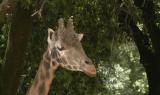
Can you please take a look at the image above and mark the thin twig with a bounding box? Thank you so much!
[31,0,47,17]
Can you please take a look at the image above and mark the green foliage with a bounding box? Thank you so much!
[0,24,9,65]
[0,0,153,95]
[97,42,148,95]
[19,0,33,9]
[18,0,148,95]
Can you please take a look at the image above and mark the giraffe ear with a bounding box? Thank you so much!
[77,33,83,41]
[47,28,56,44]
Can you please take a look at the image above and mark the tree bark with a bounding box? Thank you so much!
[0,3,32,95]
[129,20,160,95]
[133,0,160,94]
[118,0,160,94]
[137,0,160,59]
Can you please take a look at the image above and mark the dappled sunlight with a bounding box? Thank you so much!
[97,42,148,95]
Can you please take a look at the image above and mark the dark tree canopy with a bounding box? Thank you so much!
[0,0,160,95]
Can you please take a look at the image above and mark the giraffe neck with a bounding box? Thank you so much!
[26,50,59,95]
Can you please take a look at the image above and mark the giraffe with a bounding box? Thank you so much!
[26,18,96,95]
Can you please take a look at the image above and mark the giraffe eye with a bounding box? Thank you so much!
[57,46,65,51]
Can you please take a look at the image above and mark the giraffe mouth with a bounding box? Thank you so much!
[83,64,96,77]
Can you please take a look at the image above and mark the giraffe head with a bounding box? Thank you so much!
[47,18,96,77]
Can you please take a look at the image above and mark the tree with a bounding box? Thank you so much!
[0,0,159,95]
[0,1,32,95]
[118,0,160,94]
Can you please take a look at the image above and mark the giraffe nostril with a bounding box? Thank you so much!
[85,58,92,64]
[85,60,91,64]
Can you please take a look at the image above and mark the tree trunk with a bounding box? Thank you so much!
[0,4,32,95]
[118,0,160,94]
[133,0,160,94]
[144,62,160,95]
[129,19,160,95]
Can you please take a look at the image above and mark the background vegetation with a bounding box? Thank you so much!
[0,0,160,95]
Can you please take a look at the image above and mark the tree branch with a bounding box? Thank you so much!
[129,19,155,64]
[134,0,160,61]
[31,0,47,18]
